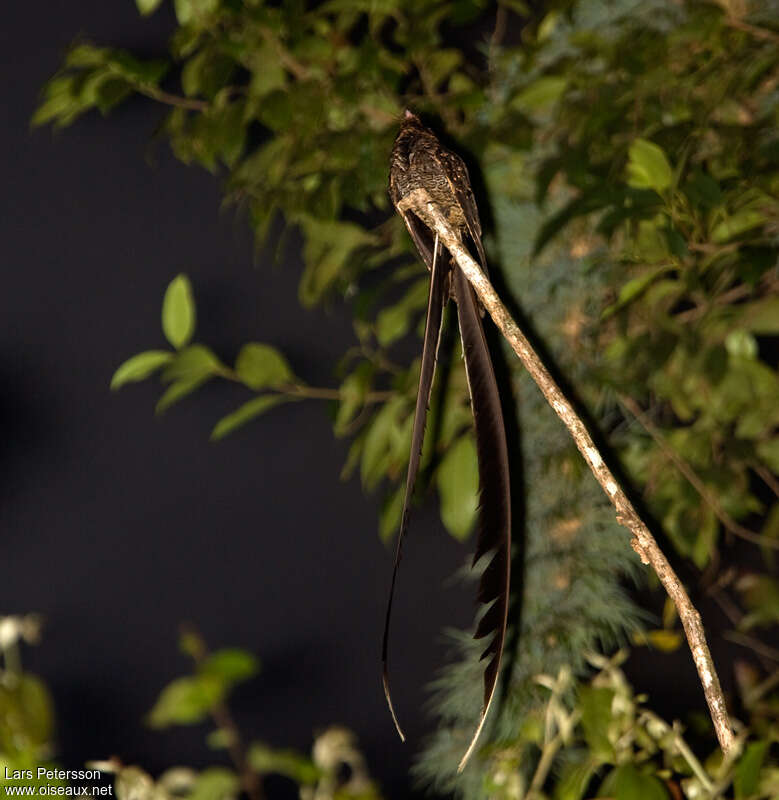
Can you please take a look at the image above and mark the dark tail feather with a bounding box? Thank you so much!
[382,239,449,739]
[453,264,511,771]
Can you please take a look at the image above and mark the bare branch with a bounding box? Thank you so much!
[398,187,736,757]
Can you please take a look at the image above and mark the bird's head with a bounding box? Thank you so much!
[401,109,424,128]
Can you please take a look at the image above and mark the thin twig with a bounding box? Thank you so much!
[489,4,509,61]
[724,631,779,663]
[640,712,714,794]
[398,188,736,757]
[184,629,264,800]
[526,733,564,799]
[213,366,393,403]
[138,86,210,111]
[617,394,779,551]
[752,461,779,500]
[726,16,779,44]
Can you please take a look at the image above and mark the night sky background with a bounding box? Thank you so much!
[4,3,733,798]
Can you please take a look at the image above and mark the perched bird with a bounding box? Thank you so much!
[384,110,511,771]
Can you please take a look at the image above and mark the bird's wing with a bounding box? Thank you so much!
[440,149,488,273]
[452,264,511,771]
[382,236,449,739]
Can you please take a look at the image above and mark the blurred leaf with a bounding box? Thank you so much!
[334,363,374,436]
[725,330,758,359]
[742,296,779,334]
[375,277,428,346]
[598,764,669,800]
[554,758,596,800]
[379,484,404,544]
[626,139,673,193]
[513,76,567,113]
[579,686,615,764]
[162,274,196,349]
[111,350,173,389]
[711,209,766,244]
[211,396,288,440]
[148,675,224,728]
[0,674,55,749]
[163,345,223,381]
[247,743,320,785]
[174,0,219,25]
[360,396,406,491]
[136,0,164,15]
[734,741,769,799]
[199,649,259,687]
[235,343,294,389]
[602,266,672,319]
[436,434,479,541]
[188,768,239,800]
[156,376,211,413]
[298,218,376,307]
[737,574,779,630]
[756,438,779,474]
[644,629,682,652]
[423,50,462,89]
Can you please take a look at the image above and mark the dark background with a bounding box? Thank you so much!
[3,3,735,798]
[4,3,473,797]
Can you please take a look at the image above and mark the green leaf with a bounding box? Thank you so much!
[248,44,286,97]
[602,266,672,319]
[734,740,769,799]
[579,686,615,763]
[379,485,404,544]
[512,76,568,112]
[298,218,376,307]
[598,764,668,800]
[147,675,224,728]
[111,350,173,389]
[725,330,758,359]
[188,768,240,800]
[174,0,219,25]
[135,0,164,15]
[163,345,223,381]
[738,575,779,630]
[554,758,596,800]
[210,396,288,440]
[375,278,429,346]
[742,296,779,334]
[162,274,196,349]
[756,438,779,474]
[635,629,682,652]
[0,674,55,748]
[334,363,374,436]
[423,49,462,89]
[235,343,293,389]
[626,139,673,193]
[247,743,320,785]
[436,434,479,541]
[156,376,211,414]
[360,396,406,491]
[199,649,259,687]
[711,209,766,244]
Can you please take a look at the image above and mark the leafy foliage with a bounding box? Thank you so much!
[0,616,67,795]
[34,0,779,795]
[93,630,384,800]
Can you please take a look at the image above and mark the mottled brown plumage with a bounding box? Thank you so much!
[384,111,511,771]
[389,110,487,277]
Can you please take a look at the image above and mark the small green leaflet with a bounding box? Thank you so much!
[162,274,196,349]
